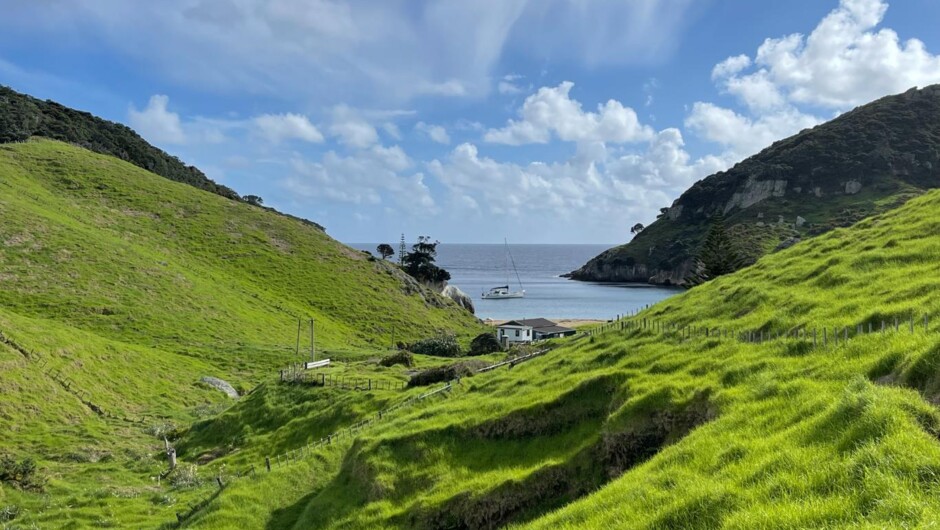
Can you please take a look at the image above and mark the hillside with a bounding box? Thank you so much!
[0,138,484,528]
[569,85,940,285]
[124,190,937,528]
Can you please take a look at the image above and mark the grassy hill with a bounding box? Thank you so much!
[0,138,484,527]
[570,84,940,285]
[164,188,939,529]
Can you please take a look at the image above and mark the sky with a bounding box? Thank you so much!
[2,0,940,245]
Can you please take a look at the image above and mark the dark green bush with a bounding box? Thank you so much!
[469,332,502,356]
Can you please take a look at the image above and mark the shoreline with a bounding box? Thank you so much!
[483,318,605,328]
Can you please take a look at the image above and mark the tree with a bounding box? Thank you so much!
[685,213,747,287]
[376,243,395,260]
[243,195,264,206]
[630,223,645,235]
[402,236,451,284]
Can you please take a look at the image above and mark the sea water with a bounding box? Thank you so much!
[350,243,681,321]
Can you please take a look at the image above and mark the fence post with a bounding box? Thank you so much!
[265,457,271,472]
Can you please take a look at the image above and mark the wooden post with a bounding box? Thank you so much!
[167,447,177,470]
[265,457,271,472]
[881,321,885,333]
[894,317,899,332]
[295,318,302,357]
[310,318,315,362]
[824,327,828,347]
[216,476,224,489]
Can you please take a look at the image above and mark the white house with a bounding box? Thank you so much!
[496,321,533,344]
[497,318,576,344]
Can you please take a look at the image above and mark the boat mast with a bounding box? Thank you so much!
[505,239,524,292]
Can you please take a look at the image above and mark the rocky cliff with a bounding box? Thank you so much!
[569,85,940,285]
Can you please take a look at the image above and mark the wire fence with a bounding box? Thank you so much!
[584,310,934,351]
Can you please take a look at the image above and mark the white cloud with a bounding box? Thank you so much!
[415,122,451,144]
[329,105,379,149]
[687,0,940,162]
[685,102,820,159]
[128,95,185,144]
[0,1,700,105]
[711,54,751,80]
[282,144,434,211]
[714,0,940,110]
[429,131,725,227]
[498,74,526,95]
[253,113,324,144]
[484,81,654,145]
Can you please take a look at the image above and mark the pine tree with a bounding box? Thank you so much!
[685,213,747,287]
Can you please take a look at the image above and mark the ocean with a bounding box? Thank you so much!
[349,243,682,321]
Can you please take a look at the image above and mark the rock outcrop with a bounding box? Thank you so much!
[442,284,475,314]
[570,85,940,285]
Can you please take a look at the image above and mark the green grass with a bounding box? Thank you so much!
[0,139,484,528]
[174,189,940,529]
[4,138,940,529]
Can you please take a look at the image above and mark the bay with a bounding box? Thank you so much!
[349,243,681,321]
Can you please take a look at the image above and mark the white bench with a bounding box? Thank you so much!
[304,359,331,370]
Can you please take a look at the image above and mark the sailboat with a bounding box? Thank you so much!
[482,239,525,299]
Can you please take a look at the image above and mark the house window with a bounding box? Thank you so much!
[515,329,519,337]
[526,329,530,336]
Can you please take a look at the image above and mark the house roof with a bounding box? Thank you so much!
[500,318,574,333]
[533,325,576,335]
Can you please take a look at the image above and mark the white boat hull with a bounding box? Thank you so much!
[482,290,525,299]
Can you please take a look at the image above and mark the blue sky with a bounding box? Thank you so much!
[2,0,940,244]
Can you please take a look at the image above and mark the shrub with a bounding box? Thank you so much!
[409,335,462,358]
[380,351,414,367]
[469,332,502,356]
[0,455,44,492]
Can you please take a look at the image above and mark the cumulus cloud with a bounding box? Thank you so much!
[686,0,940,161]
[713,0,940,110]
[253,113,324,144]
[282,144,434,211]
[128,95,185,144]
[484,81,654,145]
[329,105,379,149]
[429,129,724,227]
[415,122,451,144]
